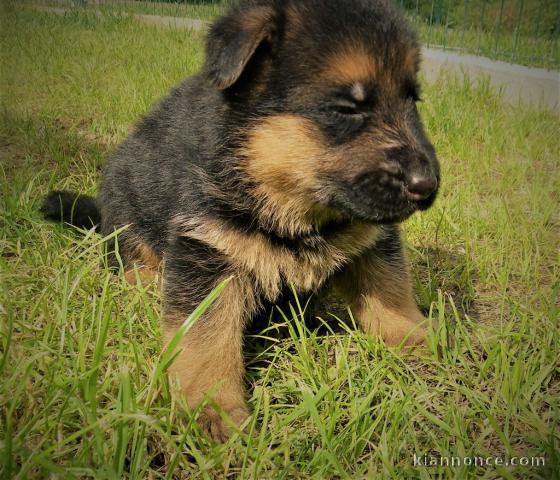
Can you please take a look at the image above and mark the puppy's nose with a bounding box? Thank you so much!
[406,174,438,201]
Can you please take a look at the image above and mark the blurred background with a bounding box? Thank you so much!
[30,0,560,69]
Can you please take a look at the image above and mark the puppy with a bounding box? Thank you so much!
[42,0,440,441]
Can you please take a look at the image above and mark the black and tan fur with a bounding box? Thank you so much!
[41,0,440,441]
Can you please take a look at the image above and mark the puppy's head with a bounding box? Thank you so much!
[204,0,440,232]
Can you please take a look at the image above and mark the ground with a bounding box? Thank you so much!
[1,7,559,480]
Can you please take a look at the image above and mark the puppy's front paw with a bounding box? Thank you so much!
[399,320,427,346]
[367,309,428,347]
[197,405,249,442]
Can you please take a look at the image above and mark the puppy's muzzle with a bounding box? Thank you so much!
[384,146,439,203]
[404,170,438,202]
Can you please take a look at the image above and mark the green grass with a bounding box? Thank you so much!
[31,0,560,69]
[37,0,228,21]
[414,19,559,69]
[1,7,559,479]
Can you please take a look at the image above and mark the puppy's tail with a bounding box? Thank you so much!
[40,190,101,229]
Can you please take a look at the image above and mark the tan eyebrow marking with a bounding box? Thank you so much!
[324,46,376,84]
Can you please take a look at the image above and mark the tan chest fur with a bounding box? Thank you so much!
[176,216,382,301]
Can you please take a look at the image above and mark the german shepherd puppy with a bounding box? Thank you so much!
[42,0,440,440]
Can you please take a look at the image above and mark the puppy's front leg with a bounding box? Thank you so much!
[334,226,427,346]
[163,237,255,441]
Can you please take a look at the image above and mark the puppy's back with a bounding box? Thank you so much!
[98,75,226,248]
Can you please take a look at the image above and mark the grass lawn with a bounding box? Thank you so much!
[1,7,559,480]
[33,0,560,69]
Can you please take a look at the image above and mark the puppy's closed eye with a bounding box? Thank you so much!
[320,100,367,142]
[330,99,362,116]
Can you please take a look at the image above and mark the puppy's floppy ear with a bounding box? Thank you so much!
[204,6,277,90]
